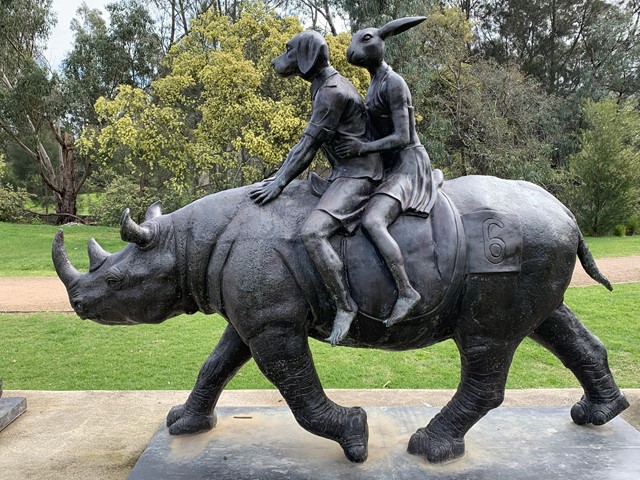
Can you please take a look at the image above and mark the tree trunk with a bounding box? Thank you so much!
[54,131,79,224]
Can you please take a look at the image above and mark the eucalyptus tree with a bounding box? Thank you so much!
[0,0,88,222]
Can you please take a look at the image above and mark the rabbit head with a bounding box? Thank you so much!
[347,16,426,69]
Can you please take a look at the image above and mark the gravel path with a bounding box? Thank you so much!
[1,255,638,312]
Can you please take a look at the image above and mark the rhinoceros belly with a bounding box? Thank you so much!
[344,192,466,322]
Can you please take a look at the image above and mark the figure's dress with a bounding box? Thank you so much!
[366,66,433,215]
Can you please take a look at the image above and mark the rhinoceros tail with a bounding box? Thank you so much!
[577,234,613,291]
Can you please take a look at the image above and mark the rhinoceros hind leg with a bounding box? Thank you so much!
[167,405,217,435]
[408,339,518,463]
[570,393,629,426]
[167,323,252,436]
[530,304,628,426]
[250,327,368,463]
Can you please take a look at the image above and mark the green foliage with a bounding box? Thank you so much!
[567,99,640,236]
[0,155,33,222]
[62,0,164,128]
[79,5,368,195]
[80,5,304,193]
[474,0,638,97]
[0,185,32,223]
[95,175,191,226]
[409,8,560,186]
[0,0,92,222]
[614,225,627,237]
[1,283,638,389]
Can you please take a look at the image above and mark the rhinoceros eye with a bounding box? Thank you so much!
[105,268,126,290]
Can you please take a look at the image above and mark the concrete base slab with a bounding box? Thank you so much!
[129,406,640,480]
[0,397,26,432]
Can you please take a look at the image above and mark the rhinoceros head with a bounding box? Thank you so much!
[52,202,186,325]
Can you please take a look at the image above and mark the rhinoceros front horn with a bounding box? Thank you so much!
[120,208,155,248]
[52,230,82,286]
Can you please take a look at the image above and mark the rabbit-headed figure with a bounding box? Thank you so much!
[334,17,432,339]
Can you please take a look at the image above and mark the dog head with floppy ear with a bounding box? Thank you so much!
[271,30,330,79]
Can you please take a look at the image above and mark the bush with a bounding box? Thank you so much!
[0,185,33,223]
[568,99,640,236]
[628,217,639,236]
[95,176,193,226]
[614,225,627,237]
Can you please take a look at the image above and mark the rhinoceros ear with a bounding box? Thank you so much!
[121,208,156,248]
[145,201,162,221]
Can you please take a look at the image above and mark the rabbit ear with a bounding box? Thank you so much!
[297,31,328,75]
[378,16,427,40]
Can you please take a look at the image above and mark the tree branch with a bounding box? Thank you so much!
[0,120,39,160]
[75,160,93,194]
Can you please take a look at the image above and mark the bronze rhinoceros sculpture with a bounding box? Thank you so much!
[53,175,628,464]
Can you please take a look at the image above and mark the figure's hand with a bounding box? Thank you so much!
[335,139,365,159]
[250,180,283,205]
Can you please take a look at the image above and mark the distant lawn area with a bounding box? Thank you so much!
[25,192,104,217]
[582,235,640,258]
[0,283,637,391]
[0,221,639,277]
[0,222,125,276]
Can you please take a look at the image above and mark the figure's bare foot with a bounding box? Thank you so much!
[326,307,358,346]
[384,288,421,327]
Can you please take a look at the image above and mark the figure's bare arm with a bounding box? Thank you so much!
[250,135,322,205]
[336,75,411,158]
[250,87,344,205]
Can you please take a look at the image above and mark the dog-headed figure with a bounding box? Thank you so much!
[250,31,383,346]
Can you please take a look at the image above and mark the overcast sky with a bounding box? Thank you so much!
[46,0,110,69]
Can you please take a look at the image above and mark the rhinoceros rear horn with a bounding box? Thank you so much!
[52,229,82,286]
[120,208,156,248]
[88,238,110,271]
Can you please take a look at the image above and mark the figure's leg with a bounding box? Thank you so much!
[301,211,357,346]
[361,194,420,326]
[249,325,369,463]
[408,338,519,463]
[167,323,252,435]
[529,303,628,425]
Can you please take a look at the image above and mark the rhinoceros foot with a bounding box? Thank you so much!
[570,393,629,426]
[339,407,369,463]
[166,404,216,435]
[407,427,465,464]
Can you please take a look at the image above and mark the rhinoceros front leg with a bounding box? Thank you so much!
[408,339,519,463]
[249,325,369,463]
[167,323,252,435]
[530,303,629,426]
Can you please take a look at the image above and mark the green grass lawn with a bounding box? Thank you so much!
[1,283,637,391]
[0,221,639,277]
[582,235,640,258]
[0,222,125,276]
